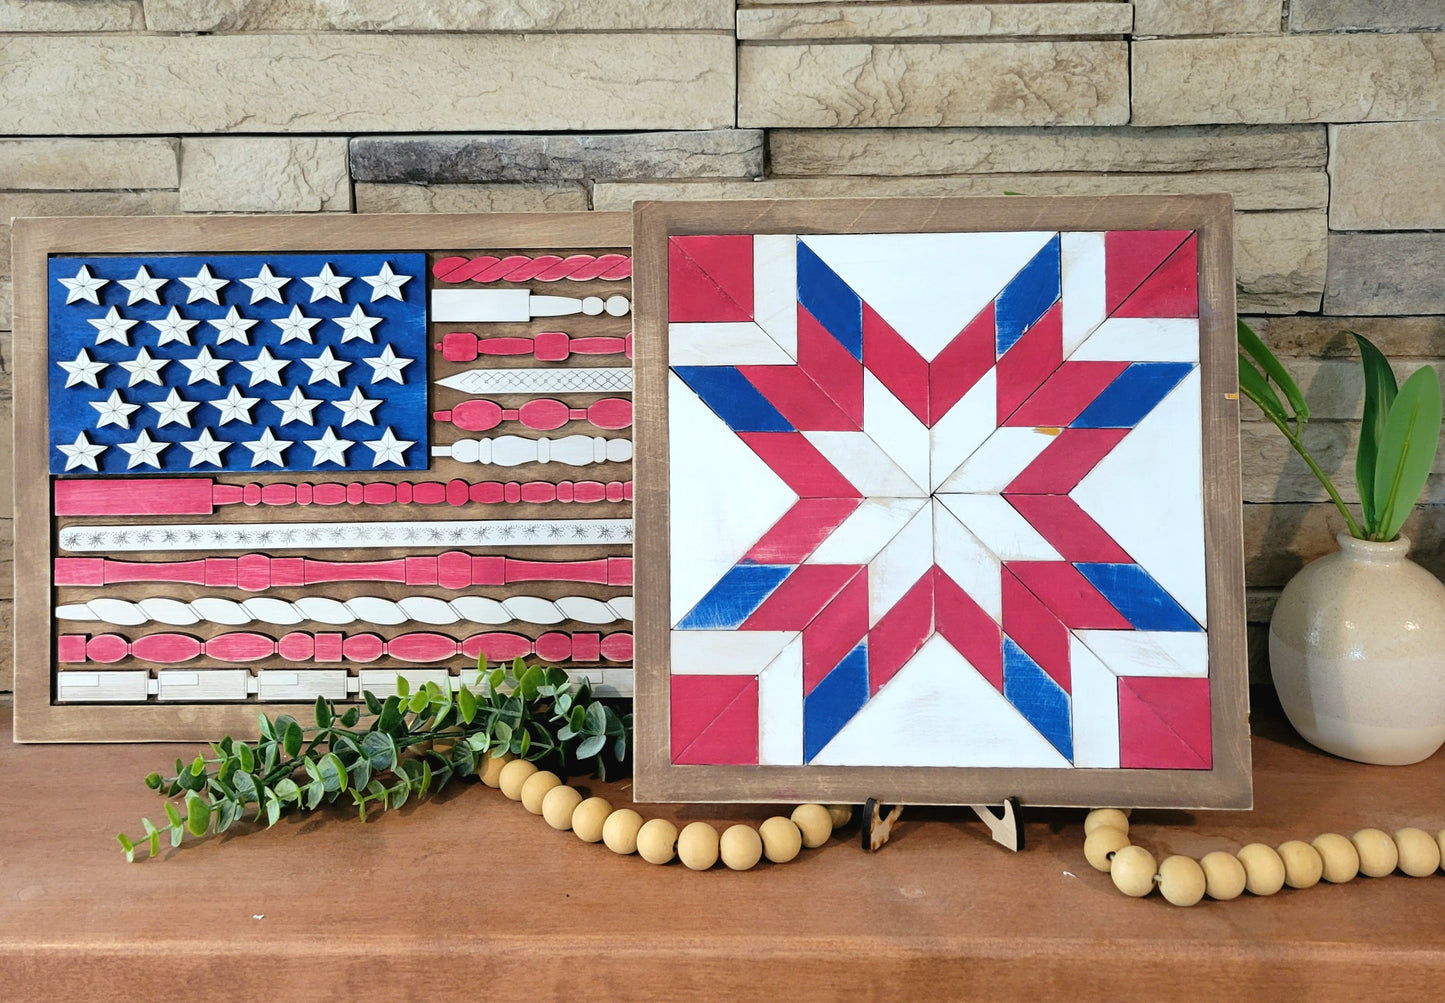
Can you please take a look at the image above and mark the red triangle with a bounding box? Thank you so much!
[1004,427,1128,494]
[866,571,934,695]
[743,497,862,564]
[929,302,995,424]
[803,570,869,694]
[741,563,862,632]
[934,567,1004,692]
[1003,360,1129,428]
[668,239,751,323]
[670,674,754,761]
[798,305,864,425]
[1118,677,1212,769]
[995,301,1063,424]
[1112,233,1198,319]
[1104,230,1192,315]
[674,677,759,765]
[738,432,861,498]
[1002,566,1071,692]
[862,304,930,425]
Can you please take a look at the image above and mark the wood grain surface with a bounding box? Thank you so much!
[0,691,1441,998]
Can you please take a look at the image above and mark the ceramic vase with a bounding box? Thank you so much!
[1269,533,1445,765]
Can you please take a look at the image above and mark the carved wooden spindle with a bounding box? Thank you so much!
[432,398,632,432]
[431,435,633,466]
[435,331,633,362]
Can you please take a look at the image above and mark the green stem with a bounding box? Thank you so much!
[1261,409,1365,539]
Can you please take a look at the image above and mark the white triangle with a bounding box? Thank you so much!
[863,371,930,494]
[758,635,804,765]
[801,232,1055,361]
[810,634,1072,767]
[670,373,799,626]
[1071,367,1206,625]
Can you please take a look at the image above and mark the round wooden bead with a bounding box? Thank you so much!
[720,825,764,871]
[1200,851,1248,901]
[1311,833,1360,883]
[1085,809,1131,837]
[478,751,514,788]
[1084,826,1131,872]
[791,804,833,848]
[1110,845,1157,898]
[602,808,644,855]
[1277,839,1324,889]
[541,785,583,831]
[497,758,538,800]
[1394,827,1442,877]
[572,797,612,843]
[637,818,679,865]
[1351,828,1399,878]
[760,816,803,864]
[519,770,562,815]
[1237,843,1286,896]
[1158,855,1207,907]
[825,804,853,828]
[677,821,720,870]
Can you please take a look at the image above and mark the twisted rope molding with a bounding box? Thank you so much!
[432,254,632,284]
[55,594,635,628]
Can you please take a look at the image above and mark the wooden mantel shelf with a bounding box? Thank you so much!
[2,690,1442,998]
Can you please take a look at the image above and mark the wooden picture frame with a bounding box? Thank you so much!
[632,196,1251,809]
[13,212,634,742]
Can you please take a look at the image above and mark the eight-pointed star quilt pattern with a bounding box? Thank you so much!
[666,229,1211,773]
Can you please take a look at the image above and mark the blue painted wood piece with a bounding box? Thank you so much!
[1071,362,1194,429]
[803,641,869,763]
[796,240,863,361]
[995,233,1061,356]
[673,365,795,433]
[46,252,428,475]
[1002,637,1074,761]
[677,563,795,630]
[1075,563,1202,632]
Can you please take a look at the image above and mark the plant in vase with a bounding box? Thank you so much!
[1238,321,1445,764]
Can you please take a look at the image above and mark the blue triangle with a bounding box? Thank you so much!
[995,234,1060,355]
[804,642,869,763]
[1002,638,1073,761]
[677,564,794,630]
[1075,563,1201,631]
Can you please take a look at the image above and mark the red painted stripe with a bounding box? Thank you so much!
[1003,360,1129,428]
[743,497,861,564]
[1004,494,1132,564]
[995,300,1062,424]
[1004,427,1128,494]
[861,303,929,425]
[1005,560,1132,629]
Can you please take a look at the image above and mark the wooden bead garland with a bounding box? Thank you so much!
[482,751,850,871]
[1085,809,1445,906]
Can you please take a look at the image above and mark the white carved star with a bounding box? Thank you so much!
[244,427,289,467]
[182,428,229,468]
[273,386,322,426]
[306,427,352,466]
[181,346,230,385]
[361,261,411,302]
[240,264,290,305]
[302,263,351,303]
[57,347,108,388]
[150,387,200,428]
[211,385,259,425]
[57,430,107,471]
[119,429,167,469]
[302,346,350,386]
[150,306,200,347]
[334,304,383,343]
[119,346,168,387]
[90,390,140,430]
[273,304,321,344]
[88,306,139,346]
[210,306,259,346]
[362,344,412,384]
[179,264,228,305]
[59,265,108,305]
[366,426,413,467]
[117,265,166,305]
[332,386,381,426]
[241,346,288,387]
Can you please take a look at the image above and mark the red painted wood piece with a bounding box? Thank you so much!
[929,302,996,424]
[1004,428,1128,494]
[1104,230,1192,315]
[1004,561,1132,630]
[668,240,750,323]
[865,571,934,696]
[743,497,861,564]
[933,567,1003,692]
[739,364,857,432]
[739,563,861,632]
[54,478,214,516]
[670,674,758,765]
[995,300,1063,424]
[1003,494,1133,564]
[1001,567,1071,692]
[1118,676,1212,769]
[1112,233,1199,319]
[737,432,861,498]
[1003,360,1130,428]
[862,304,930,425]
[802,569,868,696]
[435,331,632,362]
[432,253,632,284]
[673,235,754,316]
[797,305,863,425]
[54,554,633,590]
[432,397,632,432]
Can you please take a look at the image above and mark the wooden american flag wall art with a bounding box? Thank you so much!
[13,213,635,742]
[633,196,1252,810]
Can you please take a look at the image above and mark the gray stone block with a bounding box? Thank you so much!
[1325,233,1445,315]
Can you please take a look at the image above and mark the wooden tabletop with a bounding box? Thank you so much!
[2,690,1442,999]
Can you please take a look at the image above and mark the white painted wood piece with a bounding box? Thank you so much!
[1060,231,1107,358]
[865,501,934,628]
[56,671,149,702]
[435,367,633,395]
[1068,637,1122,769]
[929,369,997,491]
[935,426,1055,494]
[752,234,798,359]
[59,519,633,552]
[157,669,250,701]
[805,496,926,565]
[935,493,1062,563]
[432,435,633,466]
[256,670,349,702]
[1069,317,1200,363]
[430,289,629,323]
[931,498,1003,622]
[758,635,804,766]
[863,371,929,494]
[668,322,794,366]
[671,630,799,675]
[803,430,926,498]
[355,669,452,697]
[1073,630,1209,678]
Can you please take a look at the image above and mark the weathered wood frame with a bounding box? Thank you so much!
[632,195,1251,809]
[13,212,632,742]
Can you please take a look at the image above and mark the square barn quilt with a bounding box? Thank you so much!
[13,214,635,741]
[634,197,1251,809]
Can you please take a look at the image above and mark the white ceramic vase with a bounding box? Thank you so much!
[1269,533,1445,765]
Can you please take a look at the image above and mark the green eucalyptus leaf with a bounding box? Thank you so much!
[170,825,184,848]
[314,696,333,729]
[1354,332,1400,532]
[117,833,136,862]
[1238,319,1309,421]
[396,675,411,699]
[306,781,325,810]
[585,701,607,734]
[282,721,304,759]
[318,753,348,793]
[258,713,276,742]
[493,720,513,747]
[184,793,210,837]
[407,688,430,715]
[235,742,255,774]
[1373,365,1443,541]
[457,684,478,724]
[517,728,531,758]
[363,690,383,716]
[145,772,163,790]
[233,771,258,802]
[265,794,282,827]
[576,733,606,760]
[378,696,403,733]
[274,778,300,802]
[164,801,183,828]
[340,706,361,728]
[361,731,398,772]
[215,799,240,834]
[349,758,372,792]
[1237,354,1289,424]
[189,754,206,777]
[147,828,160,858]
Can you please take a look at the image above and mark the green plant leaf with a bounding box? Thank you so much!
[360,731,397,772]
[318,753,348,793]
[184,792,210,837]
[164,801,183,828]
[1237,354,1289,424]
[235,742,255,774]
[282,720,303,759]
[274,778,300,802]
[1373,365,1443,541]
[340,706,361,728]
[265,793,282,827]
[1238,319,1309,422]
[117,833,136,862]
[576,733,606,760]
[1353,332,1400,532]
[362,690,383,716]
[314,695,333,729]
[457,684,478,724]
[396,675,410,700]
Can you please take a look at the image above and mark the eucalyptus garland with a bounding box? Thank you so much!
[118,659,631,862]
